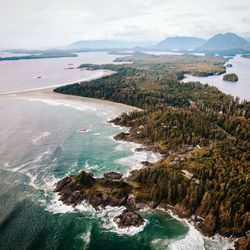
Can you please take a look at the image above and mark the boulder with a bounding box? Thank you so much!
[104,172,123,180]
[114,209,145,228]
[141,161,154,167]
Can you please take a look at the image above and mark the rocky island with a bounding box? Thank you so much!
[223,73,238,82]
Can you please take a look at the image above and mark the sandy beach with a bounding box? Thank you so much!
[3,86,138,115]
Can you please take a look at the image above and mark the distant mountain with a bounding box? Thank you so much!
[198,32,250,51]
[66,40,154,50]
[154,36,205,50]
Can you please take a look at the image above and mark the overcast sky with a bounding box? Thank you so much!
[0,0,250,49]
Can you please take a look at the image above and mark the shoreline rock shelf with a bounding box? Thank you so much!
[54,170,145,228]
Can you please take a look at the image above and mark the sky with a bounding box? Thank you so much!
[0,0,250,49]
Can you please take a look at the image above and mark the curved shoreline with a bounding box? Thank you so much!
[13,85,239,249]
[42,89,242,249]
[1,72,243,248]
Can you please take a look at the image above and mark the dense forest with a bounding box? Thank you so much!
[54,53,250,249]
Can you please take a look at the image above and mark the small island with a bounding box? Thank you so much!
[223,73,238,82]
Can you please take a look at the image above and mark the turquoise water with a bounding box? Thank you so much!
[0,97,195,250]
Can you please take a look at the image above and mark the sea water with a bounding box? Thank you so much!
[0,96,235,250]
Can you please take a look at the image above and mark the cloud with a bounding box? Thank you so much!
[0,0,249,48]
[241,17,250,25]
[220,4,250,11]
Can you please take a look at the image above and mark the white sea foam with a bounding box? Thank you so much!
[40,174,60,192]
[167,223,236,250]
[46,195,96,214]
[32,131,51,145]
[27,98,97,112]
[8,149,52,175]
[149,209,206,250]
[46,195,147,236]
[151,238,169,249]
[165,210,236,250]
[83,160,99,172]
[168,223,205,250]
[81,227,91,248]
[77,129,92,134]
[115,141,162,175]
[25,97,126,120]
[46,194,77,213]
[7,161,31,172]
[33,148,52,164]
[3,161,9,168]
[203,234,236,250]
[26,172,39,189]
[70,161,78,168]
[96,206,148,236]
[109,122,129,131]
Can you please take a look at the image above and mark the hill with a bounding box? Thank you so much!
[155,36,205,50]
[198,32,250,51]
[66,40,154,50]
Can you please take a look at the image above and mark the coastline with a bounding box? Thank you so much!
[1,73,242,248]
[15,83,239,248]
[46,90,243,249]
[2,86,138,116]
[108,126,244,249]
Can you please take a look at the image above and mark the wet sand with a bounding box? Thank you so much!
[4,87,138,115]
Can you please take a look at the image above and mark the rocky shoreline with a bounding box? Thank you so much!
[54,118,248,249]
[53,169,246,248]
[54,171,146,228]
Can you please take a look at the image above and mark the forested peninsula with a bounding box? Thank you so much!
[54,53,250,249]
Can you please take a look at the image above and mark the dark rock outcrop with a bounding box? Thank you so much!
[54,176,72,192]
[114,209,145,228]
[141,161,154,168]
[113,132,130,141]
[54,171,145,228]
[54,171,132,209]
[104,172,123,180]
